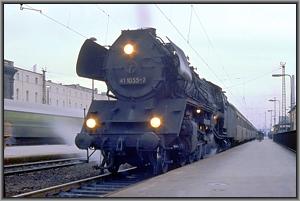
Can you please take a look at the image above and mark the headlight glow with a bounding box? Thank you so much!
[150,117,161,128]
[196,109,201,114]
[86,118,97,129]
[124,43,134,55]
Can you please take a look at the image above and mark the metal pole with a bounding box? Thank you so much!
[42,69,46,104]
[273,97,276,126]
[92,79,95,100]
[276,99,281,128]
[268,110,273,131]
[291,75,295,107]
[280,62,286,131]
[289,75,292,110]
[264,111,267,132]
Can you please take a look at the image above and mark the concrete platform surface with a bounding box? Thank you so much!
[109,139,296,197]
[4,145,86,164]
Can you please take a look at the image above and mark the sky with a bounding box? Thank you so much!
[3,3,297,130]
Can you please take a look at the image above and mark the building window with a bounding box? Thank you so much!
[16,73,19,80]
[69,100,71,107]
[35,92,38,103]
[63,101,65,107]
[56,87,58,93]
[26,90,29,101]
[75,102,77,108]
[16,88,19,100]
[26,75,29,83]
[35,77,38,84]
[56,100,58,106]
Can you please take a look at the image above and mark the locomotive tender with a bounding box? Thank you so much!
[75,28,257,174]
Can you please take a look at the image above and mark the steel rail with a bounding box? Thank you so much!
[4,157,87,176]
[12,167,138,198]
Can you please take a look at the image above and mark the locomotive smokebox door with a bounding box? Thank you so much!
[76,39,108,81]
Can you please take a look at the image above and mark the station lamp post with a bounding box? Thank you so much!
[272,73,295,131]
[268,98,280,126]
[272,73,295,112]
[267,109,273,131]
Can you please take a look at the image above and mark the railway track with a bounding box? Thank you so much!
[12,167,149,198]
[4,157,87,176]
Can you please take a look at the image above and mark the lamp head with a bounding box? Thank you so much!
[272,74,283,77]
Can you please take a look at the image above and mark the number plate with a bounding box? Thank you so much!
[119,77,146,85]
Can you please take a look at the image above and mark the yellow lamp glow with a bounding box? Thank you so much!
[150,117,161,128]
[86,118,97,129]
[123,43,134,55]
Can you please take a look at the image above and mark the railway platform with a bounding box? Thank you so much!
[109,139,296,197]
[4,145,86,165]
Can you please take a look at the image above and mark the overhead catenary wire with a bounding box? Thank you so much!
[191,5,245,103]
[20,4,88,39]
[192,5,233,84]
[96,5,110,45]
[187,5,193,44]
[224,67,281,89]
[155,5,223,85]
[155,5,246,106]
[95,5,123,31]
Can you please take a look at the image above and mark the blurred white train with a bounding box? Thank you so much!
[4,99,84,146]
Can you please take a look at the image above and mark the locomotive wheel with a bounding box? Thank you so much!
[105,152,120,175]
[108,163,120,175]
[177,153,187,167]
[194,145,203,161]
[202,144,210,158]
[149,146,169,175]
[187,153,194,164]
[156,146,169,174]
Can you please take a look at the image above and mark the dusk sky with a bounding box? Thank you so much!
[4,3,296,130]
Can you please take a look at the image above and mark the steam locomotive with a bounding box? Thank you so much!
[75,28,257,174]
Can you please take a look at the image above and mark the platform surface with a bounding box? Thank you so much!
[109,139,296,197]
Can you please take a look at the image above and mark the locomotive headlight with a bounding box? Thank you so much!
[150,117,161,128]
[123,43,134,55]
[196,109,201,114]
[86,118,97,129]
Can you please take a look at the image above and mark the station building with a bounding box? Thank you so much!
[5,59,107,109]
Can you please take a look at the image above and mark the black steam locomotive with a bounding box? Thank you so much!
[75,28,257,174]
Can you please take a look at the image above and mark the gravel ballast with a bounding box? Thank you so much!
[4,161,103,197]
